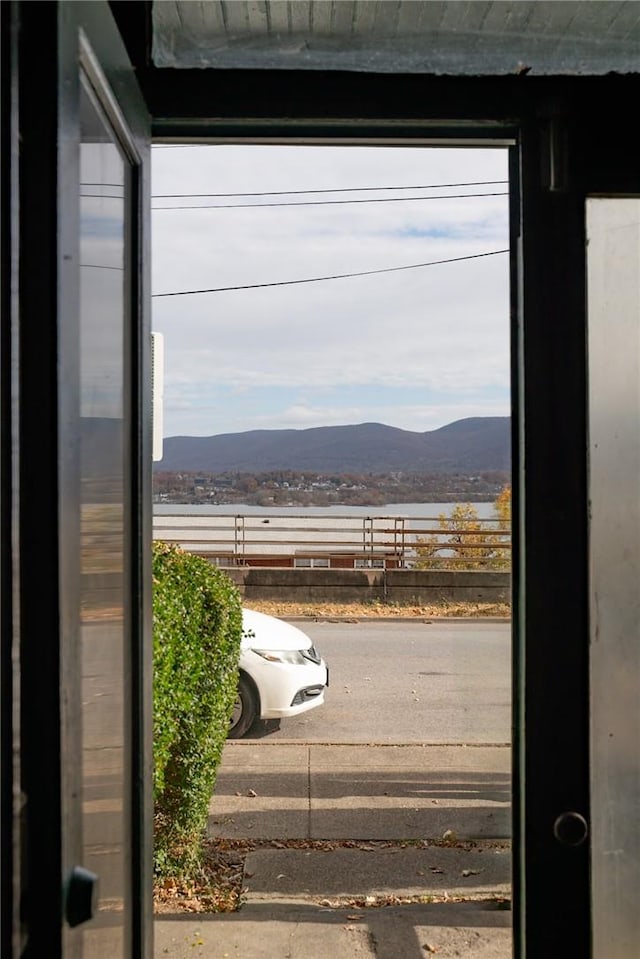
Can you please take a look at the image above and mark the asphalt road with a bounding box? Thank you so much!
[244,619,511,745]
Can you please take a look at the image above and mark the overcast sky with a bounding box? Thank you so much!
[152,144,510,438]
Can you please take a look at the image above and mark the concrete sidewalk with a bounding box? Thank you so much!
[209,742,511,842]
[155,742,512,958]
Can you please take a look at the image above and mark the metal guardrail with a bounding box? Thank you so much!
[153,512,512,569]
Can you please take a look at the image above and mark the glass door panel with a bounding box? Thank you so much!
[77,74,130,955]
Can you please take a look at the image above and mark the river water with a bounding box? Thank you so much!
[154,502,497,520]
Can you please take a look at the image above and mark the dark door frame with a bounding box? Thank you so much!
[4,3,152,958]
[4,2,640,956]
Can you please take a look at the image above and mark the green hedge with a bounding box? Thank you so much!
[153,541,242,879]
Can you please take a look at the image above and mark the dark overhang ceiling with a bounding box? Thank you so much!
[152,0,640,75]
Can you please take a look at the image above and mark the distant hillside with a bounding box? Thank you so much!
[155,417,510,474]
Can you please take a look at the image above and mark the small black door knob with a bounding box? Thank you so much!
[553,811,589,847]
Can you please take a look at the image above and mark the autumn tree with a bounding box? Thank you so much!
[414,485,511,571]
[490,484,511,569]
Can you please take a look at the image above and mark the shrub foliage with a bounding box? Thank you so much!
[153,541,242,878]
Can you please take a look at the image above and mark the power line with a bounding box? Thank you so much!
[152,249,509,298]
[80,263,123,271]
[152,191,508,211]
[153,179,508,199]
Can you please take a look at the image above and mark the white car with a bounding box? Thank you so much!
[228,608,329,739]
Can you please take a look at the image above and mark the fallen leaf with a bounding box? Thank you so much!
[461,869,482,877]
[423,944,439,953]
[247,789,257,798]
[276,874,288,879]
[346,914,364,920]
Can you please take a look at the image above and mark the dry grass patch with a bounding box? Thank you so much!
[243,600,510,620]
[153,843,245,914]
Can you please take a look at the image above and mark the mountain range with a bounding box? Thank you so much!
[155,417,510,475]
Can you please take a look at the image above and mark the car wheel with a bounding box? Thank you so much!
[228,673,258,739]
